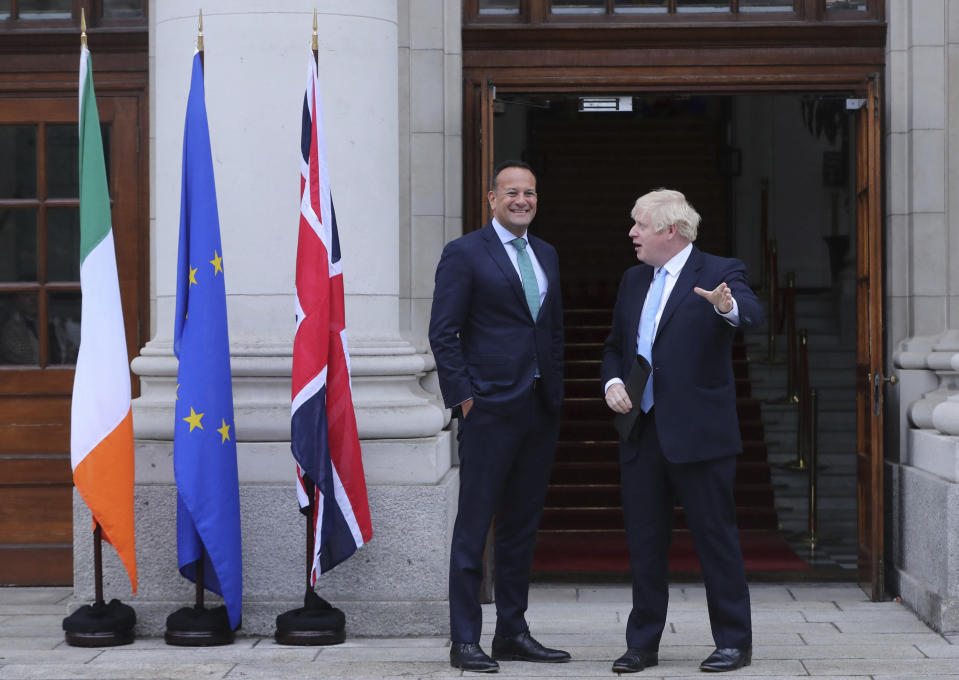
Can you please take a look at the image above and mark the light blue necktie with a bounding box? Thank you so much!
[511,237,540,319]
[637,267,667,412]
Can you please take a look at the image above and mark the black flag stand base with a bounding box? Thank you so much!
[164,559,235,647]
[275,587,346,646]
[63,526,136,647]
[274,501,346,646]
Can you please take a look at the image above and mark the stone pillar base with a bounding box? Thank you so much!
[890,430,959,634]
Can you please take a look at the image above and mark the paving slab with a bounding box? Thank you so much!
[831,618,937,633]
[672,620,839,634]
[0,590,70,606]
[0,616,66,637]
[786,585,871,602]
[915,643,959,657]
[0,647,102,664]
[0,638,63,651]
[754,643,925,659]
[0,605,69,616]
[227,661,462,679]
[0,583,955,679]
[527,586,578,603]
[799,631,945,645]
[804,658,959,675]
[96,645,320,664]
[0,663,233,679]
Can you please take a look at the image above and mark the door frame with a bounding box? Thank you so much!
[464,67,887,597]
[855,74,885,599]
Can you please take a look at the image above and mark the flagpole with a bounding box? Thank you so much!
[197,9,204,68]
[194,6,206,615]
[80,7,104,605]
[305,6,319,599]
[82,5,108,613]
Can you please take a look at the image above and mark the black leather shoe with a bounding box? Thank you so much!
[491,631,571,663]
[450,642,499,672]
[699,647,751,672]
[612,648,658,673]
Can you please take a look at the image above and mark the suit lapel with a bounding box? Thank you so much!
[482,223,530,317]
[656,246,703,341]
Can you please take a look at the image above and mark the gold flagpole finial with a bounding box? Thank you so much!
[80,7,87,47]
[312,9,318,51]
[197,9,204,52]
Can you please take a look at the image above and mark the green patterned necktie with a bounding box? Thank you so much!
[511,237,540,319]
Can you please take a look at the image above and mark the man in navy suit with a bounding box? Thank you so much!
[429,161,569,673]
[602,189,762,674]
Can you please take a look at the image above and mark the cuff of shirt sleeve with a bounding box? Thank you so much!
[604,377,624,395]
[715,296,740,326]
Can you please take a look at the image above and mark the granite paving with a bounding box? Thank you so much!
[0,584,956,679]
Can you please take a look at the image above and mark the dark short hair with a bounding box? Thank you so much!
[490,160,536,191]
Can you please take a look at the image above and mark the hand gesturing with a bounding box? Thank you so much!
[693,282,733,314]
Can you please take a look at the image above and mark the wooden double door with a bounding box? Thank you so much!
[466,76,888,600]
[0,95,144,585]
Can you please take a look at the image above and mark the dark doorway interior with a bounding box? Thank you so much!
[493,92,860,579]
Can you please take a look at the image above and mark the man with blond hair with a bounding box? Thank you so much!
[602,189,762,674]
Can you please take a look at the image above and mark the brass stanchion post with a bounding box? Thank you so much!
[765,240,778,362]
[784,273,797,402]
[787,329,808,471]
[806,389,819,550]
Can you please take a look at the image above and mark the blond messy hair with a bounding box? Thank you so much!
[631,188,700,242]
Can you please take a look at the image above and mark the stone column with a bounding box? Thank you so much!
[71,0,454,637]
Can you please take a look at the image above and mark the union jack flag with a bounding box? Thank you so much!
[292,51,372,583]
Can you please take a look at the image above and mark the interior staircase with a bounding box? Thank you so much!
[531,304,808,574]
[747,290,858,570]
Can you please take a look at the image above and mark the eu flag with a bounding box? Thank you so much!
[173,52,242,630]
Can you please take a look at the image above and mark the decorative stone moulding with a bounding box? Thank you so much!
[894,332,959,435]
[131,338,445,443]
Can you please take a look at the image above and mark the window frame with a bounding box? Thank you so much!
[0,0,147,31]
[465,0,882,23]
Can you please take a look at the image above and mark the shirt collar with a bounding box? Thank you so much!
[492,218,527,245]
[658,242,693,278]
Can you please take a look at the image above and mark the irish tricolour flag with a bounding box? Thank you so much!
[70,44,137,593]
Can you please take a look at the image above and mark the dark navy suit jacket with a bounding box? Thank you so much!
[601,246,763,463]
[429,223,564,416]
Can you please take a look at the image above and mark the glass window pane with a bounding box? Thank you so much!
[677,0,730,12]
[825,0,866,9]
[552,0,605,13]
[18,0,71,19]
[0,292,40,366]
[103,0,144,17]
[615,0,668,13]
[48,291,81,365]
[0,126,38,199]
[0,209,38,282]
[47,124,79,198]
[740,0,792,11]
[478,0,520,14]
[47,208,80,282]
[0,0,10,19]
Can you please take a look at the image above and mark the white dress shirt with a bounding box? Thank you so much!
[492,218,548,306]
